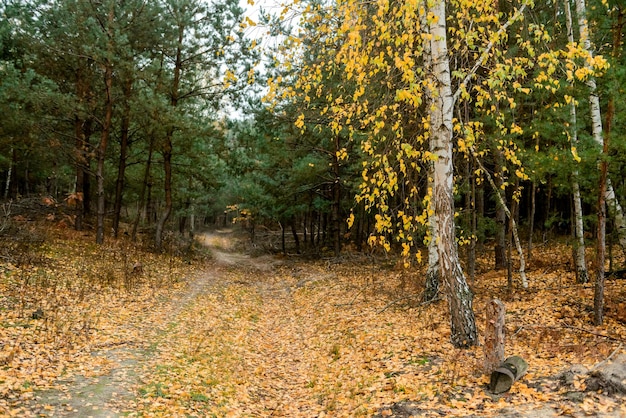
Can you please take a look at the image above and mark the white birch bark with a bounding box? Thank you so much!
[422,9,440,302]
[428,0,477,348]
[4,148,12,199]
[425,175,440,302]
[575,0,626,254]
[565,0,589,283]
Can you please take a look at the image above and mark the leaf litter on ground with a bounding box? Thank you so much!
[1,223,625,417]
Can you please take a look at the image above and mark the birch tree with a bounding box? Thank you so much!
[427,0,477,346]
[268,0,537,347]
[574,0,626,256]
[564,0,588,284]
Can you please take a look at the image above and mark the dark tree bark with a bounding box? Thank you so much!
[281,221,286,255]
[331,136,342,256]
[131,137,154,242]
[113,78,132,238]
[73,64,93,231]
[155,140,173,251]
[465,156,476,282]
[155,21,183,251]
[96,60,113,245]
[291,217,301,254]
[594,57,617,325]
[95,3,115,245]
[494,149,507,270]
[590,2,623,324]
[528,180,536,263]
[595,124,610,325]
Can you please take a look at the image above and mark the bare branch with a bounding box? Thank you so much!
[452,3,529,105]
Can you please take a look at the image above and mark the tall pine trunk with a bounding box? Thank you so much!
[113,78,132,238]
[96,62,113,245]
[96,43,114,246]
[95,3,115,245]
[155,23,184,251]
[73,64,92,231]
[131,137,154,241]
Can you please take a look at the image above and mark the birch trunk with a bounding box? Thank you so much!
[575,0,626,256]
[565,0,588,283]
[425,175,440,302]
[473,152,528,288]
[428,0,477,348]
[422,9,440,303]
[4,147,12,199]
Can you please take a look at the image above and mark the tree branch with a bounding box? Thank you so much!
[451,3,529,105]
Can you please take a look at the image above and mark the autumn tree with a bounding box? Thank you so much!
[151,0,256,251]
[266,0,551,347]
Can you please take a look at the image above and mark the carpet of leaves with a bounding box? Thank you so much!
[1,224,625,417]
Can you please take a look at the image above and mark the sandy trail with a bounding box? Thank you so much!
[27,229,273,417]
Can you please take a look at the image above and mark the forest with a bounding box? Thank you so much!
[1,0,626,416]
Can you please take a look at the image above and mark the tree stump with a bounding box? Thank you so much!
[484,298,505,374]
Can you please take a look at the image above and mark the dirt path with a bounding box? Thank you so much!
[26,229,279,417]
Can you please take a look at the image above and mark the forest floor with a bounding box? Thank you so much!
[1,219,626,417]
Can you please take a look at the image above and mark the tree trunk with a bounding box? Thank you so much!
[281,221,286,255]
[310,209,316,246]
[73,64,92,231]
[131,137,154,241]
[331,136,342,257]
[428,0,477,348]
[595,151,608,325]
[82,120,93,220]
[494,148,507,270]
[155,22,184,251]
[565,0,588,283]
[113,78,132,239]
[476,181,485,250]
[155,143,172,251]
[593,10,621,323]
[95,3,115,245]
[575,0,626,257]
[178,176,193,235]
[422,8,440,303]
[484,299,506,374]
[96,61,113,245]
[425,175,440,302]
[291,217,301,254]
[4,147,14,199]
[604,7,626,254]
[466,157,476,282]
[74,120,85,232]
[527,180,536,263]
[473,153,528,288]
